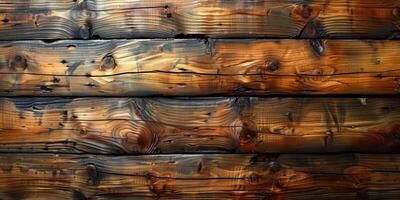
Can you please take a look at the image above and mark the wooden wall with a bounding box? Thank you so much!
[1,0,400,199]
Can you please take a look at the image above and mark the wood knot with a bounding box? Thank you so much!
[239,123,258,143]
[86,163,99,185]
[113,121,157,153]
[79,25,90,39]
[100,55,116,71]
[77,0,88,10]
[236,85,251,93]
[40,85,53,93]
[143,172,153,180]
[310,39,325,56]
[80,128,88,135]
[265,59,280,72]
[162,4,173,18]
[293,4,313,20]
[275,178,287,188]
[285,111,293,122]
[52,77,60,83]
[9,55,27,70]
[246,173,260,184]
[269,161,282,173]
[197,161,203,173]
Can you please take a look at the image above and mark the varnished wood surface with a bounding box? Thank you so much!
[0,0,399,39]
[1,39,400,96]
[0,153,400,199]
[1,97,399,154]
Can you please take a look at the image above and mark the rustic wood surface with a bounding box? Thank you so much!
[0,0,399,39]
[1,97,399,154]
[1,39,400,96]
[0,153,400,199]
[2,1,400,199]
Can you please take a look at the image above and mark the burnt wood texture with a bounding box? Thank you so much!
[1,97,400,154]
[0,0,399,39]
[1,39,400,96]
[1,0,400,199]
[1,153,400,199]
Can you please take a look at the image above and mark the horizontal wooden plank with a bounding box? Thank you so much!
[1,97,399,154]
[0,0,399,39]
[1,39,400,96]
[0,153,400,199]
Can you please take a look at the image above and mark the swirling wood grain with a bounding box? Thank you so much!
[0,153,400,199]
[0,0,399,39]
[1,39,400,96]
[1,97,399,154]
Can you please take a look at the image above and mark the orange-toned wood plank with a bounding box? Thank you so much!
[1,97,399,154]
[1,39,400,96]
[0,0,399,39]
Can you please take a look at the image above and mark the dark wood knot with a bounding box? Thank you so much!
[162,4,173,18]
[77,0,88,10]
[10,55,27,70]
[293,4,313,20]
[310,39,325,56]
[86,163,99,185]
[285,111,293,122]
[80,128,88,135]
[239,123,258,143]
[79,25,90,39]
[246,173,260,184]
[269,161,282,173]
[100,55,116,71]
[265,59,280,71]
[275,178,287,188]
[40,85,53,93]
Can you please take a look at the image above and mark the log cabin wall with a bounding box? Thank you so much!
[0,0,400,199]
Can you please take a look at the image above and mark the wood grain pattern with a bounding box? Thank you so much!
[0,0,399,39]
[1,39,400,96]
[0,153,400,199]
[1,97,399,154]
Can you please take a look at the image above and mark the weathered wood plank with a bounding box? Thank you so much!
[0,0,399,39]
[1,97,399,154]
[1,39,400,96]
[0,153,400,199]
